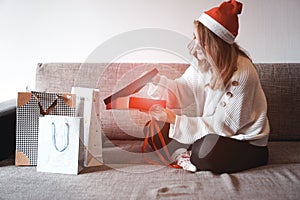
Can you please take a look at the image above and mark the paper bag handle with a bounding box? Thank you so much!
[33,94,58,115]
[52,122,70,152]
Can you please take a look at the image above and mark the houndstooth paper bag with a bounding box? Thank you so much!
[15,91,76,166]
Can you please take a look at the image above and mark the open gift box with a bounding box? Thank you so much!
[103,68,166,111]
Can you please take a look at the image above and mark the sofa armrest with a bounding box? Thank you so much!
[0,99,16,161]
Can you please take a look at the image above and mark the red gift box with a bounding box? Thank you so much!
[106,96,166,111]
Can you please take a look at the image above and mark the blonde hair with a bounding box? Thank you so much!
[194,20,251,90]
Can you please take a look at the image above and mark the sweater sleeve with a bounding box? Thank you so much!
[148,66,199,109]
[169,115,214,144]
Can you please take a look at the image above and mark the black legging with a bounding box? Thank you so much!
[144,121,268,174]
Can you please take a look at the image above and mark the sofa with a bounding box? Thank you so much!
[0,62,299,199]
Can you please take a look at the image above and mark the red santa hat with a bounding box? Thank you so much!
[197,0,243,44]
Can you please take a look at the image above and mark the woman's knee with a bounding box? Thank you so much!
[190,134,226,173]
[191,134,221,159]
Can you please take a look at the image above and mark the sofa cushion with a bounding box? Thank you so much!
[256,63,300,141]
[1,159,299,199]
[36,63,189,140]
[35,63,300,141]
[101,140,300,165]
[268,141,300,164]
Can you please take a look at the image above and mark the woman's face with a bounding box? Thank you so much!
[187,25,211,72]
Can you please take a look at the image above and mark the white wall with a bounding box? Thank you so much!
[0,0,299,102]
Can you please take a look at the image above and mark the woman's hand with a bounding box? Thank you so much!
[149,104,176,124]
[151,74,161,85]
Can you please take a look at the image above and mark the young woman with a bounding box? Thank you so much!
[144,0,269,173]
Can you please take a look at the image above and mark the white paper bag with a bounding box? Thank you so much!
[71,87,103,167]
[37,116,84,175]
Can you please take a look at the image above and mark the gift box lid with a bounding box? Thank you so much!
[103,68,158,105]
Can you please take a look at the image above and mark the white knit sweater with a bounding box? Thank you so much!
[148,55,269,146]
